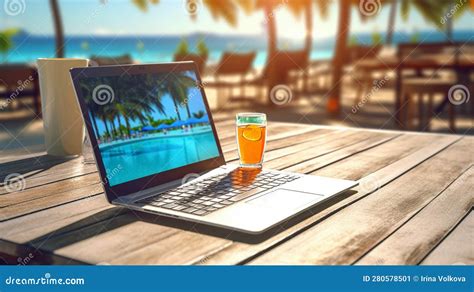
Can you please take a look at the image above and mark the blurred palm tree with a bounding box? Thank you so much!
[327,0,456,114]
[134,0,252,26]
[0,28,19,62]
[326,0,350,114]
[285,1,330,54]
[400,0,455,28]
[50,0,65,57]
[388,0,462,44]
[193,110,206,118]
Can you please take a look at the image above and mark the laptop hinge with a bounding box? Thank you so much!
[113,178,182,205]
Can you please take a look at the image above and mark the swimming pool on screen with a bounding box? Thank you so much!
[99,125,219,186]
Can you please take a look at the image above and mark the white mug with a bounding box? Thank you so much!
[37,58,88,156]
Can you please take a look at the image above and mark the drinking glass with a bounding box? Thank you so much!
[236,113,267,168]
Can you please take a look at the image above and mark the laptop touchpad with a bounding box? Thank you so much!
[245,189,323,212]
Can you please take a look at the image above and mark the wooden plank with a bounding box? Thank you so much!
[283,133,399,173]
[356,166,473,265]
[312,134,435,180]
[249,138,471,265]
[106,229,232,265]
[0,172,100,208]
[0,183,104,222]
[421,211,474,265]
[0,161,98,194]
[0,127,465,265]
[0,150,47,164]
[200,135,459,265]
[1,130,395,264]
[0,195,114,243]
[0,155,69,179]
[17,209,233,265]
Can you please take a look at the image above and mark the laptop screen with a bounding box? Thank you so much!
[77,68,221,187]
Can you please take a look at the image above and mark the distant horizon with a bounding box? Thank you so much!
[12,28,474,41]
[2,0,472,40]
[5,29,472,65]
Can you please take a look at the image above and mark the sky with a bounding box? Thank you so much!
[1,0,473,40]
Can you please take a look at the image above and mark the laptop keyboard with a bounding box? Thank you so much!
[136,169,300,216]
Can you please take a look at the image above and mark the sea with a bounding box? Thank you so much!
[4,30,473,67]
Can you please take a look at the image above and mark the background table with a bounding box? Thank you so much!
[1,120,472,265]
[356,56,474,128]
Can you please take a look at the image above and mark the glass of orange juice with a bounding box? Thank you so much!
[236,113,267,168]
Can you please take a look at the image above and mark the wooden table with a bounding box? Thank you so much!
[356,55,474,128]
[1,121,473,265]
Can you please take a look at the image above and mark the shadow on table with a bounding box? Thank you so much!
[137,189,358,244]
[22,189,357,263]
[0,154,76,183]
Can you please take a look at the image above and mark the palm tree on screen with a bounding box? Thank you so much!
[156,72,197,120]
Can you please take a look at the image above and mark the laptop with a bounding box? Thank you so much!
[70,62,357,234]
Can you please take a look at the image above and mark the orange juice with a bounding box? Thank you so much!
[237,124,266,166]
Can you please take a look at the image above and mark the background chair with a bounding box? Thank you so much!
[0,64,41,116]
[205,51,256,106]
[247,50,309,104]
